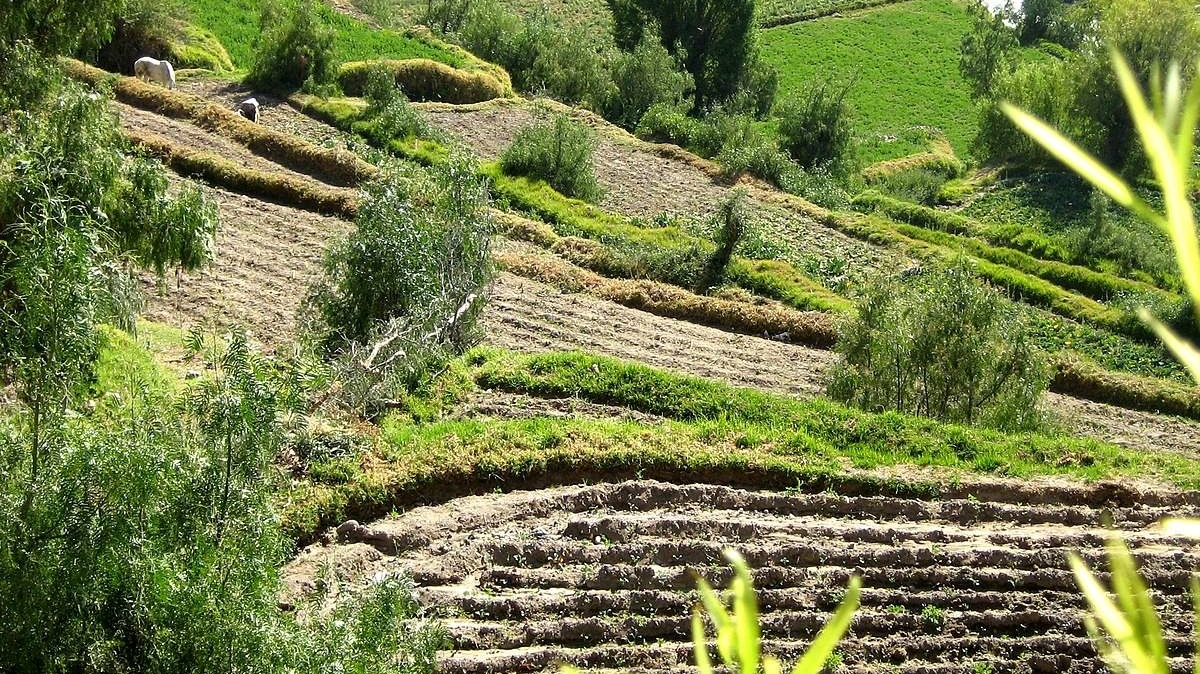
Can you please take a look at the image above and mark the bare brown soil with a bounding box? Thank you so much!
[483,272,1200,456]
[286,479,1200,674]
[174,79,361,151]
[139,184,350,349]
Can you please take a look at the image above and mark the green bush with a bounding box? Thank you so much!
[358,64,437,142]
[249,0,338,91]
[777,77,856,172]
[305,157,493,413]
[0,331,443,673]
[605,37,692,129]
[500,114,603,203]
[457,2,611,109]
[828,261,1050,431]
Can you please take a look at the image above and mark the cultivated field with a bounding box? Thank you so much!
[289,479,1200,674]
[759,0,977,162]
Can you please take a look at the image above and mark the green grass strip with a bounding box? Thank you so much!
[280,348,1200,540]
[853,191,1182,300]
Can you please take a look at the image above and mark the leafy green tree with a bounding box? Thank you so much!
[777,77,856,173]
[613,0,757,112]
[306,157,493,412]
[606,36,692,129]
[959,0,1018,100]
[0,0,124,56]
[1073,0,1200,166]
[1018,0,1064,45]
[828,260,1049,431]
[249,0,338,91]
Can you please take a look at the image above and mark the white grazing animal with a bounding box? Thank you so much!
[133,56,176,90]
[236,97,261,123]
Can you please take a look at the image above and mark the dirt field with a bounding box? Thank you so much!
[483,272,1200,456]
[287,479,1200,674]
[139,184,350,348]
[108,78,1200,453]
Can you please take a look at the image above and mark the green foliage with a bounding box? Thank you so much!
[338,58,509,103]
[185,0,463,74]
[501,114,603,203]
[457,2,611,109]
[0,49,216,424]
[959,0,1017,99]
[96,0,235,74]
[360,65,439,142]
[687,551,860,674]
[306,158,493,412]
[249,0,338,91]
[697,193,749,293]
[0,329,443,673]
[975,56,1076,165]
[829,261,1051,431]
[761,0,977,163]
[0,0,123,56]
[605,37,692,129]
[615,0,757,111]
[777,77,856,173]
[963,174,1178,290]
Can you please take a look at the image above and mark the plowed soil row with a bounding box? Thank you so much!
[139,184,350,347]
[286,479,1200,674]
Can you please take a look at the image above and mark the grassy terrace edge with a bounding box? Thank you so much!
[282,349,1200,543]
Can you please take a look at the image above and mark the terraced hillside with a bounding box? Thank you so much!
[82,55,1200,673]
[289,479,1200,674]
[99,65,1200,454]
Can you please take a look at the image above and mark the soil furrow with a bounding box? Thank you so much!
[288,480,1200,674]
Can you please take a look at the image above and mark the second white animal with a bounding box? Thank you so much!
[236,97,260,123]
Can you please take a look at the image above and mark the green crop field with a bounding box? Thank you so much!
[185,0,464,71]
[357,0,614,36]
[759,0,977,164]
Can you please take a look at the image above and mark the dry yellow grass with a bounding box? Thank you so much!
[125,128,360,218]
[64,59,379,187]
[339,59,510,104]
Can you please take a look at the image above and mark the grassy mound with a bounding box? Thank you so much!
[338,58,510,103]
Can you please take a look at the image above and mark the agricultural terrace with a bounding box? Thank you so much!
[760,0,977,163]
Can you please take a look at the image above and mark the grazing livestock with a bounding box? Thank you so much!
[133,56,176,90]
[236,97,261,123]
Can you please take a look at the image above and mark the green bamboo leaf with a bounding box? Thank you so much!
[692,609,714,674]
[764,655,784,674]
[1105,538,1166,669]
[1172,74,1200,178]
[726,550,761,674]
[789,575,862,674]
[1140,309,1200,383]
[696,576,735,664]
[1111,53,1200,303]
[1000,103,1136,207]
[1069,552,1160,674]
